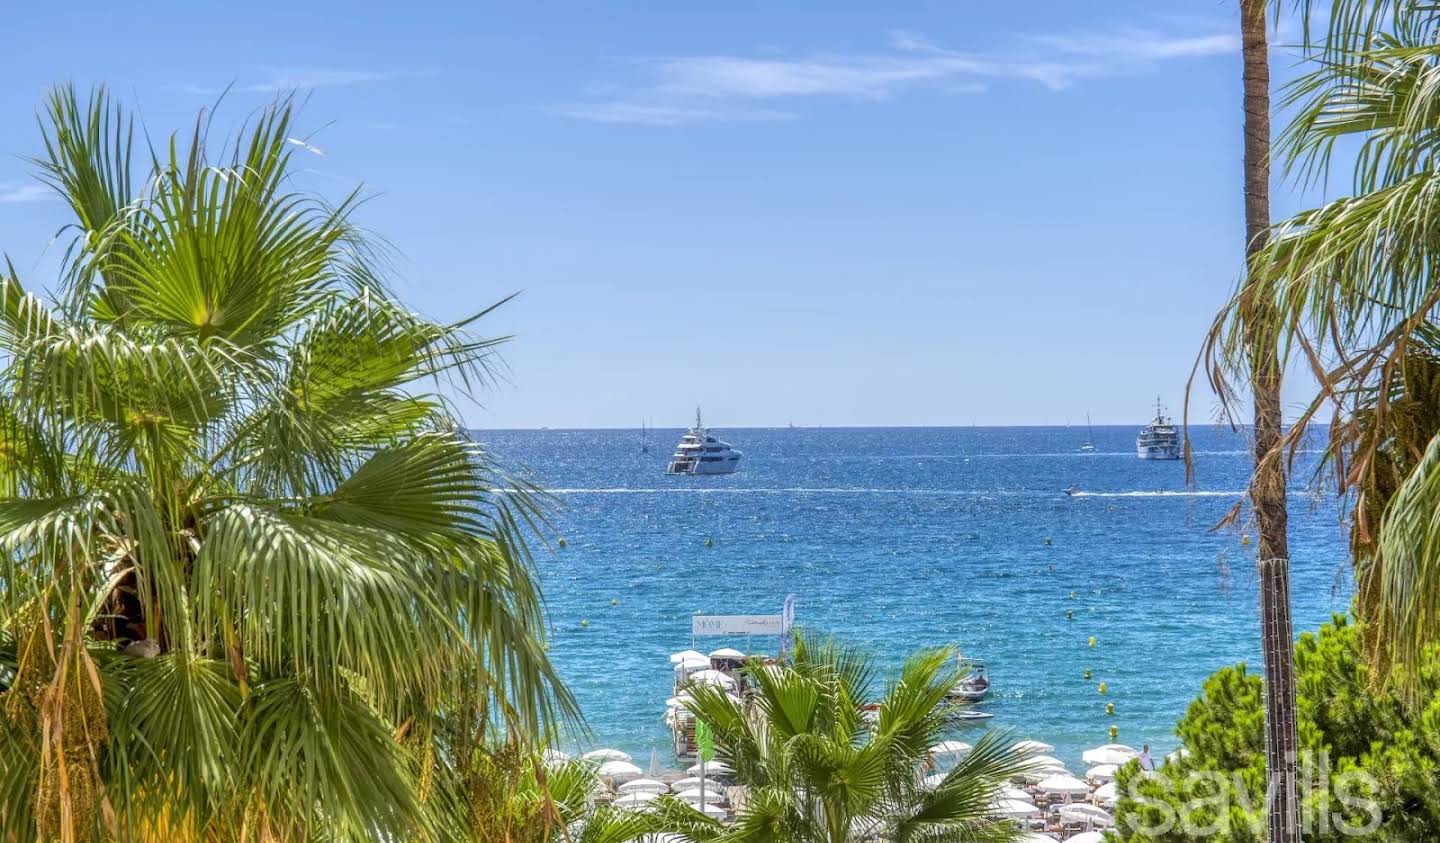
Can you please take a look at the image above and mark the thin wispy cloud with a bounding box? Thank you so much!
[176,67,402,96]
[0,184,52,204]
[1025,29,1239,61]
[555,22,1238,126]
[548,102,796,127]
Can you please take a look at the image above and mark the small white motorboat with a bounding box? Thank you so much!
[949,656,990,701]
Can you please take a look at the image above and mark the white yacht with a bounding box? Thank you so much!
[666,409,743,475]
[1136,398,1181,460]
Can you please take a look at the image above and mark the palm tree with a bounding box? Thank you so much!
[462,747,687,843]
[1234,2,1301,839]
[0,85,574,841]
[1207,4,1440,695]
[676,633,1025,843]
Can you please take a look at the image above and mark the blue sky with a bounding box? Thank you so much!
[0,2,1336,428]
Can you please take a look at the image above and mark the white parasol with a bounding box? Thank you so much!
[989,798,1041,819]
[613,791,657,808]
[1036,774,1091,796]
[597,760,642,782]
[928,740,972,757]
[1059,803,1114,828]
[675,787,726,804]
[1085,764,1117,783]
[1011,739,1056,755]
[1092,782,1118,807]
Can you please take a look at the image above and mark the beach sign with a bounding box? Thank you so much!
[692,614,783,636]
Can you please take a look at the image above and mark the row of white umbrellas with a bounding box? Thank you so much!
[670,648,746,663]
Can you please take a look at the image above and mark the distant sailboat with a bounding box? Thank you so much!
[1080,413,1097,453]
[641,420,650,453]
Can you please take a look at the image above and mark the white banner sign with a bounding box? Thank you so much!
[692,614,783,636]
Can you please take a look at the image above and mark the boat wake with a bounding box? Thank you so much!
[545,487,1248,497]
[1068,490,1243,498]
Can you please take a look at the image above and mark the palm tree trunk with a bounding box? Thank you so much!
[1240,2,1300,840]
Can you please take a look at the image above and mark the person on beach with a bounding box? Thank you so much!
[1138,745,1154,771]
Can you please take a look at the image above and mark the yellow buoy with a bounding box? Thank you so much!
[1088,636,1097,648]
[1044,537,1053,546]
[579,618,589,628]
[1065,610,1074,621]
[1109,724,1119,741]
[1069,591,1077,600]
[1242,534,1252,546]
[610,597,619,607]
[1106,702,1115,716]
[558,537,568,549]
[1083,668,1093,681]
[1098,681,1109,695]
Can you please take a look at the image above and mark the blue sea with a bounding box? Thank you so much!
[480,425,1352,767]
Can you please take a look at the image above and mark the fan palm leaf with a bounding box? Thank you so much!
[0,84,574,842]
[674,631,1024,843]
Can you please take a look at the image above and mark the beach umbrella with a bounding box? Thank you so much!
[999,785,1035,803]
[671,776,716,791]
[1020,765,1069,784]
[598,760,642,782]
[583,748,632,763]
[678,657,711,673]
[989,798,1040,819]
[1016,835,1060,843]
[689,669,736,687]
[1023,755,1066,770]
[1011,740,1055,755]
[921,773,947,790]
[618,778,668,795]
[708,647,745,660]
[1036,774,1090,797]
[670,649,706,663]
[695,803,727,819]
[687,760,733,776]
[613,792,657,808]
[1085,764,1117,783]
[675,787,725,804]
[928,740,972,757]
[1098,743,1137,753]
[1082,746,1136,767]
[1093,782,1118,807]
[1060,804,1114,828]
[1064,834,1106,843]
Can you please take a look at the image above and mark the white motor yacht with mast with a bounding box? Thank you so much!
[666,408,743,475]
[1136,397,1181,460]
